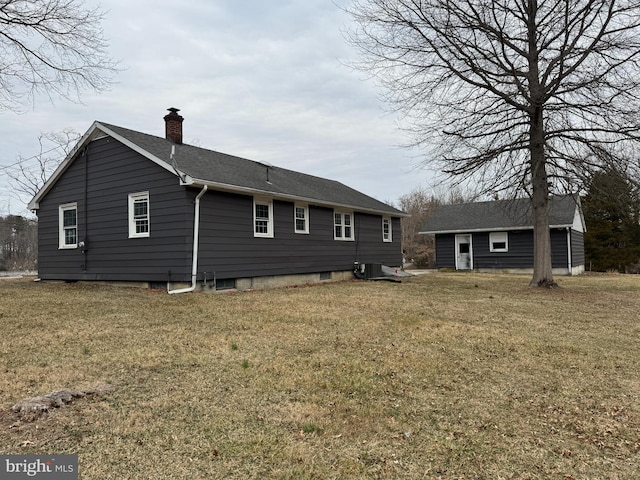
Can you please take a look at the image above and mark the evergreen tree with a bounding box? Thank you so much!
[0,215,37,271]
[583,169,640,272]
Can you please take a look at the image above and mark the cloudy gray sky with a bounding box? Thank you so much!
[1,0,434,216]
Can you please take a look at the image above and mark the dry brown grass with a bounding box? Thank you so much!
[0,273,639,479]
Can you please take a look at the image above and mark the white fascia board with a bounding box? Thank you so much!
[28,122,98,210]
[572,199,586,233]
[187,178,409,218]
[94,123,182,177]
[28,122,185,210]
[419,224,573,235]
[419,226,533,235]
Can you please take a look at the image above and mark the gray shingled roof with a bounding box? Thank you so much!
[100,123,405,216]
[420,195,581,234]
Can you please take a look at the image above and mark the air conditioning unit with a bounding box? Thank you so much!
[362,263,383,279]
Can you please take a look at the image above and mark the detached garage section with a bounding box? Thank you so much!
[419,195,585,276]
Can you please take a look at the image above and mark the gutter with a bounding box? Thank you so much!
[419,224,573,235]
[168,185,208,294]
[566,227,573,274]
[182,177,409,218]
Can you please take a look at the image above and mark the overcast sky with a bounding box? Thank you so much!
[1,0,435,216]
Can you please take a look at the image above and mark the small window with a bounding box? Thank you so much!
[294,205,309,234]
[59,203,78,249]
[490,232,508,252]
[382,217,392,242]
[319,272,332,281]
[129,192,150,238]
[254,198,273,238]
[334,211,354,241]
[216,278,236,290]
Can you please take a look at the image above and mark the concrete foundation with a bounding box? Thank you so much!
[166,270,354,293]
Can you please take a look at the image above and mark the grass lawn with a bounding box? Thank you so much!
[0,273,639,479]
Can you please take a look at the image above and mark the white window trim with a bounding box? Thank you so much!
[294,204,309,234]
[59,203,78,249]
[254,198,274,238]
[128,192,150,238]
[334,211,354,241]
[382,217,392,242]
[489,231,509,252]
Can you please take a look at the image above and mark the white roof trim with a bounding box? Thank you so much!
[419,223,574,235]
[420,198,584,235]
[572,197,587,233]
[187,178,409,217]
[28,122,405,218]
[28,122,188,210]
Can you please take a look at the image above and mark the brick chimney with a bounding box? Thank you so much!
[164,107,183,144]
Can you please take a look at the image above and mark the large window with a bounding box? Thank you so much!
[489,232,508,252]
[294,204,309,234]
[334,211,354,240]
[382,217,392,242]
[59,203,78,249]
[254,198,273,238]
[128,192,150,238]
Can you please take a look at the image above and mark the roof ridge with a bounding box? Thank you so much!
[451,194,575,207]
[93,121,404,216]
[97,121,351,186]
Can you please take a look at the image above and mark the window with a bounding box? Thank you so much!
[59,203,78,249]
[382,217,392,242]
[294,204,309,234]
[489,232,508,252]
[334,211,354,240]
[216,278,236,291]
[254,198,273,237]
[128,192,150,238]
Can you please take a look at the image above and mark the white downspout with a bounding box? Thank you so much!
[168,185,208,294]
[566,227,573,275]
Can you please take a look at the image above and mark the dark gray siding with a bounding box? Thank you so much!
[37,137,402,283]
[196,190,402,279]
[473,231,533,269]
[550,229,569,268]
[571,230,585,267]
[434,228,572,270]
[37,136,193,282]
[434,234,456,269]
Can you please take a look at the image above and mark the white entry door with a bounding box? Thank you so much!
[455,234,473,270]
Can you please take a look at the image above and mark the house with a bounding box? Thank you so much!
[419,195,585,275]
[28,108,406,292]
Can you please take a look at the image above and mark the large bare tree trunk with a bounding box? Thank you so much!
[348,0,640,287]
[527,0,556,287]
[529,125,555,287]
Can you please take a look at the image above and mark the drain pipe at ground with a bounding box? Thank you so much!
[168,185,208,294]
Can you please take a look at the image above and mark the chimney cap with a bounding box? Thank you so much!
[166,107,180,114]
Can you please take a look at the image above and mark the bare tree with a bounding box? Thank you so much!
[0,0,118,111]
[398,188,439,268]
[399,186,474,268]
[5,129,80,205]
[347,0,640,287]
